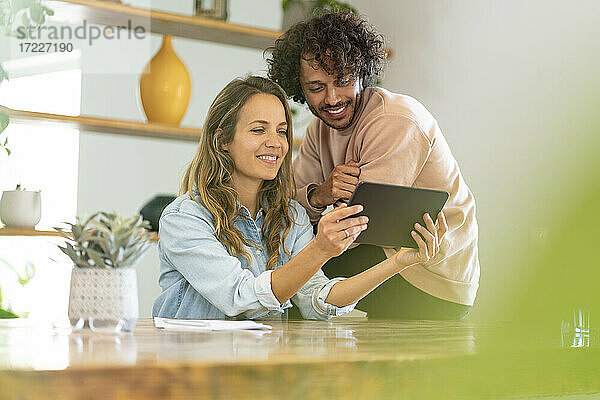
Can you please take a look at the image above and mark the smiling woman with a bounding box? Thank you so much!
[179,77,296,273]
[223,93,290,198]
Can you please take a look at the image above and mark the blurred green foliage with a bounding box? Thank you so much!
[0,0,54,35]
[0,258,35,318]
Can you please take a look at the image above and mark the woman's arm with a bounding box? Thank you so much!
[159,208,283,318]
[270,204,368,304]
[325,211,449,307]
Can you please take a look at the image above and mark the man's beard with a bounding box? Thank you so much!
[308,91,362,131]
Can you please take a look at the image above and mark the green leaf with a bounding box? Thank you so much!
[71,224,82,240]
[17,275,31,286]
[111,246,123,266]
[21,10,29,27]
[96,239,111,256]
[85,247,107,268]
[0,112,8,134]
[30,5,43,24]
[53,225,73,240]
[11,0,35,14]
[83,212,101,229]
[0,308,18,319]
[58,242,76,260]
[42,6,53,16]
[0,63,8,83]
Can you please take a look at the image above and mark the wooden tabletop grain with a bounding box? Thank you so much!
[0,318,598,399]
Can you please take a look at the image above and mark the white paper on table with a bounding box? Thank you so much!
[153,317,272,331]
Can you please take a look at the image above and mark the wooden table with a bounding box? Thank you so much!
[0,318,598,399]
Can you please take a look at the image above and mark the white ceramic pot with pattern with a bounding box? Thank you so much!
[68,267,139,332]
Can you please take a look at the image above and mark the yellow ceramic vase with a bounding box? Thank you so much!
[139,35,191,125]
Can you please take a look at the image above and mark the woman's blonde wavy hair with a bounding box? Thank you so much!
[180,76,296,270]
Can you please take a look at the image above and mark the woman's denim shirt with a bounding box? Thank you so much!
[152,194,356,320]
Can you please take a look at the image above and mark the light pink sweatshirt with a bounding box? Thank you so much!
[293,87,480,305]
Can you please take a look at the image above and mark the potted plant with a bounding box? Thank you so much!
[0,76,44,232]
[281,0,357,30]
[56,212,152,332]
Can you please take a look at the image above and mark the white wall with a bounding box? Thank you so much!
[350,0,600,319]
[77,1,282,317]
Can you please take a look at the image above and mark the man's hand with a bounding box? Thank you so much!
[309,161,360,208]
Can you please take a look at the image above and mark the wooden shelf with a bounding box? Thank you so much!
[1,106,203,142]
[1,106,304,147]
[0,226,159,242]
[45,0,282,49]
[0,227,67,238]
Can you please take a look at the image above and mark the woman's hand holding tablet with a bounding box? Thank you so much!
[312,204,369,258]
[393,211,448,269]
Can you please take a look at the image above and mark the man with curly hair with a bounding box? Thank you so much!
[266,11,479,320]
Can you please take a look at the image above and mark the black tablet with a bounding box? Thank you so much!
[347,182,449,248]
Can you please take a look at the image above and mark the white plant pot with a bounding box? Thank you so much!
[0,190,41,228]
[68,267,139,332]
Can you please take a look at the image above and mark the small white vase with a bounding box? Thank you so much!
[0,190,41,228]
[68,267,139,332]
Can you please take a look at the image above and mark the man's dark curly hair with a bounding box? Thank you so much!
[265,11,386,104]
